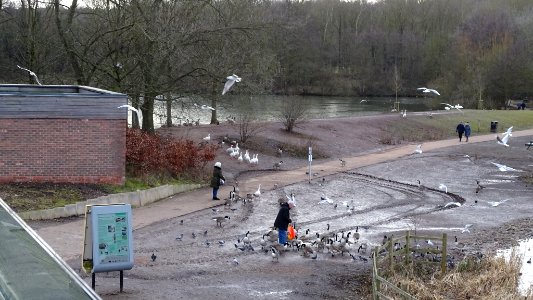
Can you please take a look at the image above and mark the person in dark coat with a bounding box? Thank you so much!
[274,201,294,245]
[464,122,471,142]
[456,122,465,142]
[210,162,225,200]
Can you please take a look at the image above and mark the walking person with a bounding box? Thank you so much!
[456,122,465,142]
[464,122,471,142]
[274,201,295,245]
[210,162,225,200]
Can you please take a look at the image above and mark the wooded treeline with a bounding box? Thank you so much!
[1,0,532,131]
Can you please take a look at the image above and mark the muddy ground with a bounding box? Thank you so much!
[73,114,533,299]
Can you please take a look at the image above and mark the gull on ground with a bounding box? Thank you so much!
[360,99,368,103]
[441,103,463,112]
[201,105,215,111]
[203,134,211,141]
[414,144,422,154]
[319,195,334,205]
[439,183,448,193]
[488,199,510,207]
[401,110,407,118]
[491,162,520,172]
[222,74,241,95]
[461,224,473,233]
[118,105,143,123]
[17,65,42,85]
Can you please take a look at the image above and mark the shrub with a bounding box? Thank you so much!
[126,128,217,179]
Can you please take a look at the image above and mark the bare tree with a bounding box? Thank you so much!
[233,96,264,143]
[277,97,309,133]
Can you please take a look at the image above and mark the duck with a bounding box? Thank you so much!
[212,216,230,227]
[203,134,211,141]
[253,184,261,197]
[417,180,427,191]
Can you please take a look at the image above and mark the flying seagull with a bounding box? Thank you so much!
[417,87,440,96]
[461,224,473,233]
[496,126,513,147]
[118,105,143,124]
[201,105,215,111]
[17,65,42,85]
[222,74,241,95]
[488,199,510,207]
[441,103,463,112]
[491,162,520,172]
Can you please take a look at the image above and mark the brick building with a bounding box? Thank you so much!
[0,84,128,185]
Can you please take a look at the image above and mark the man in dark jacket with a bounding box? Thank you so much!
[210,162,225,200]
[274,201,294,244]
[456,122,465,142]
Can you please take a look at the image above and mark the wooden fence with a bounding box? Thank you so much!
[371,231,448,300]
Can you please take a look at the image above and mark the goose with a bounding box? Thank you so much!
[454,236,465,248]
[250,154,258,164]
[414,144,423,154]
[222,74,241,95]
[401,109,407,118]
[17,65,42,85]
[244,150,251,162]
[234,143,240,153]
[151,252,157,262]
[242,231,251,244]
[352,227,360,240]
[339,158,346,167]
[461,224,473,233]
[271,246,280,261]
[277,148,283,157]
[230,149,240,158]
[273,161,283,170]
[253,184,261,197]
[226,145,235,153]
[527,257,531,264]
[438,183,448,193]
[212,216,230,227]
[475,180,485,193]
[260,235,268,250]
[237,153,243,163]
[203,134,211,141]
[417,180,427,191]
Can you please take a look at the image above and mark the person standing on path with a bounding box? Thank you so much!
[456,122,465,142]
[274,201,294,245]
[464,122,471,142]
[210,162,225,200]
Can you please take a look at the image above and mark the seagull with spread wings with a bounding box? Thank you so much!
[441,103,463,112]
[17,65,42,85]
[417,87,440,96]
[118,105,143,124]
[222,74,241,95]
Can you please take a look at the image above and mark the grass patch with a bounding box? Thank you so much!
[379,251,531,300]
[0,176,202,213]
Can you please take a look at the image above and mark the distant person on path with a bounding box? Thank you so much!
[521,101,526,110]
[456,122,465,142]
[210,162,225,200]
[274,201,295,245]
[464,122,471,142]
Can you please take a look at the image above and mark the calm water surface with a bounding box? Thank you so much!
[149,95,442,128]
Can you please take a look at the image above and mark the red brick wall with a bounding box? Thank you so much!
[0,119,126,185]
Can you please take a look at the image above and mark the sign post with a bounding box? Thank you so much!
[308,146,312,183]
[83,204,134,292]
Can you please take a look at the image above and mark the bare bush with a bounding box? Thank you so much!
[233,97,265,143]
[277,97,309,132]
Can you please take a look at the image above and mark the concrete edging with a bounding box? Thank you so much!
[19,183,205,220]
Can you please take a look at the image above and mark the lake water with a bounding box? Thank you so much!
[497,238,533,295]
[147,95,442,128]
